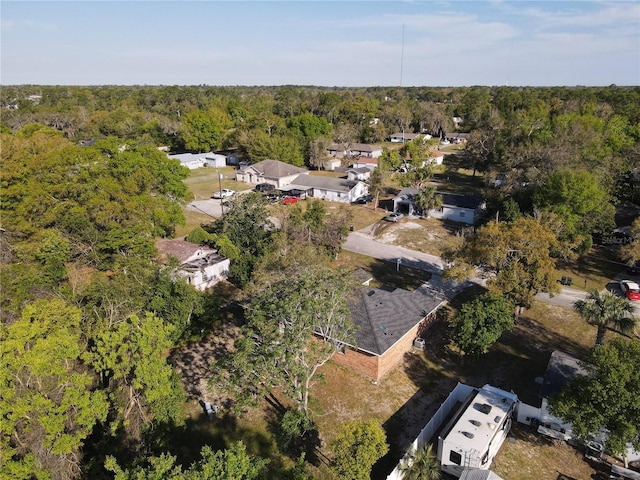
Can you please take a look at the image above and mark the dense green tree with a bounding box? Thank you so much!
[398,444,441,480]
[533,169,615,252]
[450,293,515,356]
[444,217,560,308]
[214,267,356,415]
[86,313,186,441]
[105,442,268,480]
[0,299,109,480]
[330,419,388,480]
[378,148,402,171]
[237,129,304,166]
[620,217,640,265]
[413,186,443,218]
[549,338,640,464]
[180,107,232,152]
[367,164,386,210]
[573,289,636,346]
[208,192,273,259]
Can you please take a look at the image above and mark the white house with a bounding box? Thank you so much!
[155,239,230,291]
[348,143,382,158]
[281,174,368,204]
[386,383,518,479]
[167,152,226,169]
[346,167,371,181]
[390,132,420,143]
[427,149,445,166]
[516,350,640,464]
[327,143,382,159]
[235,159,309,188]
[393,188,486,225]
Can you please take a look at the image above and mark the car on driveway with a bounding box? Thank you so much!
[353,194,373,204]
[253,183,275,193]
[384,212,404,222]
[212,189,235,199]
[281,196,299,205]
[620,280,640,300]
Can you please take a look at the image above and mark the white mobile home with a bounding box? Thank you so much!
[386,383,517,480]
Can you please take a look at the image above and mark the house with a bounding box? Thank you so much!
[427,149,445,166]
[331,284,445,381]
[280,174,368,204]
[390,132,420,143]
[348,143,382,158]
[167,152,226,169]
[393,188,486,225]
[155,239,230,291]
[446,132,470,144]
[327,144,348,158]
[327,143,382,159]
[346,167,371,182]
[235,159,309,188]
[324,158,342,171]
[386,383,518,479]
[353,156,378,170]
[516,351,640,463]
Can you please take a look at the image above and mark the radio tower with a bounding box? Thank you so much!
[400,24,405,86]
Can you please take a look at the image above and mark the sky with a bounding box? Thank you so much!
[2,1,639,87]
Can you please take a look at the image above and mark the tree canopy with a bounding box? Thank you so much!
[214,267,356,415]
[330,419,389,480]
[450,293,516,356]
[549,338,640,459]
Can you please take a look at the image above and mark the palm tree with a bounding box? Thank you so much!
[399,443,441,480]
[414,185,443,218]
[573,289,636,346]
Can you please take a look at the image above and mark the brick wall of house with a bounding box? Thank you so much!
[376,323,422,379]
[332,313,440,381]
[331,347,380,380]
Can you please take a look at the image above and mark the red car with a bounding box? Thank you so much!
[281,196,299,205]
[620,280,640,301]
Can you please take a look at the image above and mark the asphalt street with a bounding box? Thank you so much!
[342,228,640,317]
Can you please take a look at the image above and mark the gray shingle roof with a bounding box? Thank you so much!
[539,350,587,398]
[241,159,308,178]
[289,174,358,193]
[348,285,445,356]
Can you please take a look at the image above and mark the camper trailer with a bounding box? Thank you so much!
[386,383,517,480]
[437,385,518,477]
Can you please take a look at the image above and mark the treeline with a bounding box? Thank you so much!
[1,85,638,180]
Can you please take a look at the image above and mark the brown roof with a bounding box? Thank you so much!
[155,239,216,264]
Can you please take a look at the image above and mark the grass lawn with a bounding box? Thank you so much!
[555,245,629,292]
[183,166,252,200]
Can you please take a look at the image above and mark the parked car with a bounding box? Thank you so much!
[384,212,404,222]
[620,280,640,301]
[263,193,280,202]
[627,261,640,275]
[253,183,275,193]
[212,189,235,199]
[281,196,299,205]
[353,194,373,204]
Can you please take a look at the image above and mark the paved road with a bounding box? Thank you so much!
[342,230,477,301]
[343,228,640,316]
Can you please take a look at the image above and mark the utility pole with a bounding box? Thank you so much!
[217,169,224,216]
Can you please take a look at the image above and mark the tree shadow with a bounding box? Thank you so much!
[263,395,323,467]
